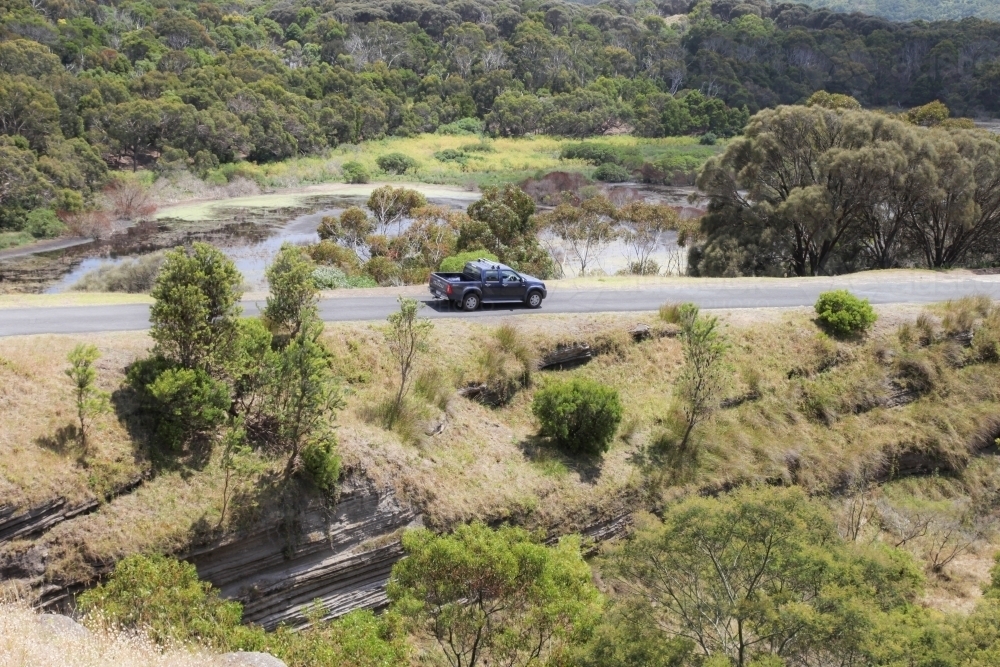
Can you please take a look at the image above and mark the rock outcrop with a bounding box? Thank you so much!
[189,475,419,629]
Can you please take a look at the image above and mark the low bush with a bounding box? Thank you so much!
[25,208,66,238]
[699,132,718,145]
[341,161,370,184]
[532,378,623,455]
[560,142,622,165]
[436,117,483,135]
[376,153,418,175]
[136,365,229,451]
[78,555,245,648]
[308,241,362,273]
[72,253,165,293]
[593,162,631,183]
[458,140,496,153]
[433,148,469,164]
[301,439,341,493]
[815,290,877,337]
[439,249,499,272]
[313,266,377,289]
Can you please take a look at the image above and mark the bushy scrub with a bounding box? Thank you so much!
[439,249,498,272]
[435,117,483,135]
[78,554,410,666]
[475,323,535,406]
[532,378,623,455]
[72,253,165,293]
[301,439,341,493]
[560,142,624,165]
[815,290,877,336]
[313,266,377,289]
[341,161,370,184]
[145,366,230,451]
[593,162,631,182]
[376,152,418,175]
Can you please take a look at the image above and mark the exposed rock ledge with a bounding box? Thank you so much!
[188,475,420,630]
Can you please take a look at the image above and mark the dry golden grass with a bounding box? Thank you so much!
[0,603,217,667]
[0,333,151,507]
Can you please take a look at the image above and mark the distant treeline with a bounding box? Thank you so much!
[4,0,1000,231]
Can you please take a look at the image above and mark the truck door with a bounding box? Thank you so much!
[499,270,528,301]
[482,269,502,300]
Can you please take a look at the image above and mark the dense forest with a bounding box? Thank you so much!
[4,0,1000,234]
[798,0,1000,23]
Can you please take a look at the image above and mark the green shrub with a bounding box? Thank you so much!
[376,152,418,175]
[342,161,370,184]
[439,249,499,272]
[302,439,341,492]
[560,142,622,165]
[433,148,469,164]
[77,554,247,648]
[363,256,402,284]
[436,117,483,135]
[458,140,496,153]
[814,290,877,336]
[532,378,623,455]
[25,208,66,238]
[699,132,718,145]
[313,266,377,289]
[593,162,631,183]
[143,366,230,450]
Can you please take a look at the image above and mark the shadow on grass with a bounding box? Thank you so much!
[518,434,604,484]
[111,377,213,479]
[35,424,83,460]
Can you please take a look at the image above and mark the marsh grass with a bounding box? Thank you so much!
[202,135,721,190]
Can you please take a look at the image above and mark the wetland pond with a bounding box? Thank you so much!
[0,183,699,294]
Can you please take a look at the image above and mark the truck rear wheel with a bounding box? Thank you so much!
[462,293,480,311]
[527,291,543,308]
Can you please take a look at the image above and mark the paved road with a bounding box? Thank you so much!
[4,274,1000,337]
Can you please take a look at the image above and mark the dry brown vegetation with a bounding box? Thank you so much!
[3,300,1000,607]
[0,603,218,667]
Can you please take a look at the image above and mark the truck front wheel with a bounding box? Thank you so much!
[462,293,481,311]
[527,291,543,308]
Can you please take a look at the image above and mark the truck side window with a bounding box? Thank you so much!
[485,270,499,282]
[501,270,520,283]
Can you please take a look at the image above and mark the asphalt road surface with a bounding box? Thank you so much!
[3,274,1000,337]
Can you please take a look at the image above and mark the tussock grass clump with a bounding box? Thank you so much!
[474,323,535,406]
[72,253,166,293]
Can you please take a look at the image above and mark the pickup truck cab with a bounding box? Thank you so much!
[429,259,547,311]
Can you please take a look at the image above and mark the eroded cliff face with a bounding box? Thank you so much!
[188,475,420,629]
[0,474,421,628]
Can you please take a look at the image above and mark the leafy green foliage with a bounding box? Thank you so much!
[146,367,230,451]
[264,243,318,339]
[301,439,341,493]
[149,243,242,372]
[388,522,601,667]
[693,105,1000,276]
[65,343,110,455]
[439,249,499,272]
[78,554,245,648]
[78,554,410,666]
[604,486,923,667]
[376,152,418,175]
[815,290,878,337]
[341,161,370,184]
[593,163,631,183]
[532,378,623,455]
[460,184,552,278]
